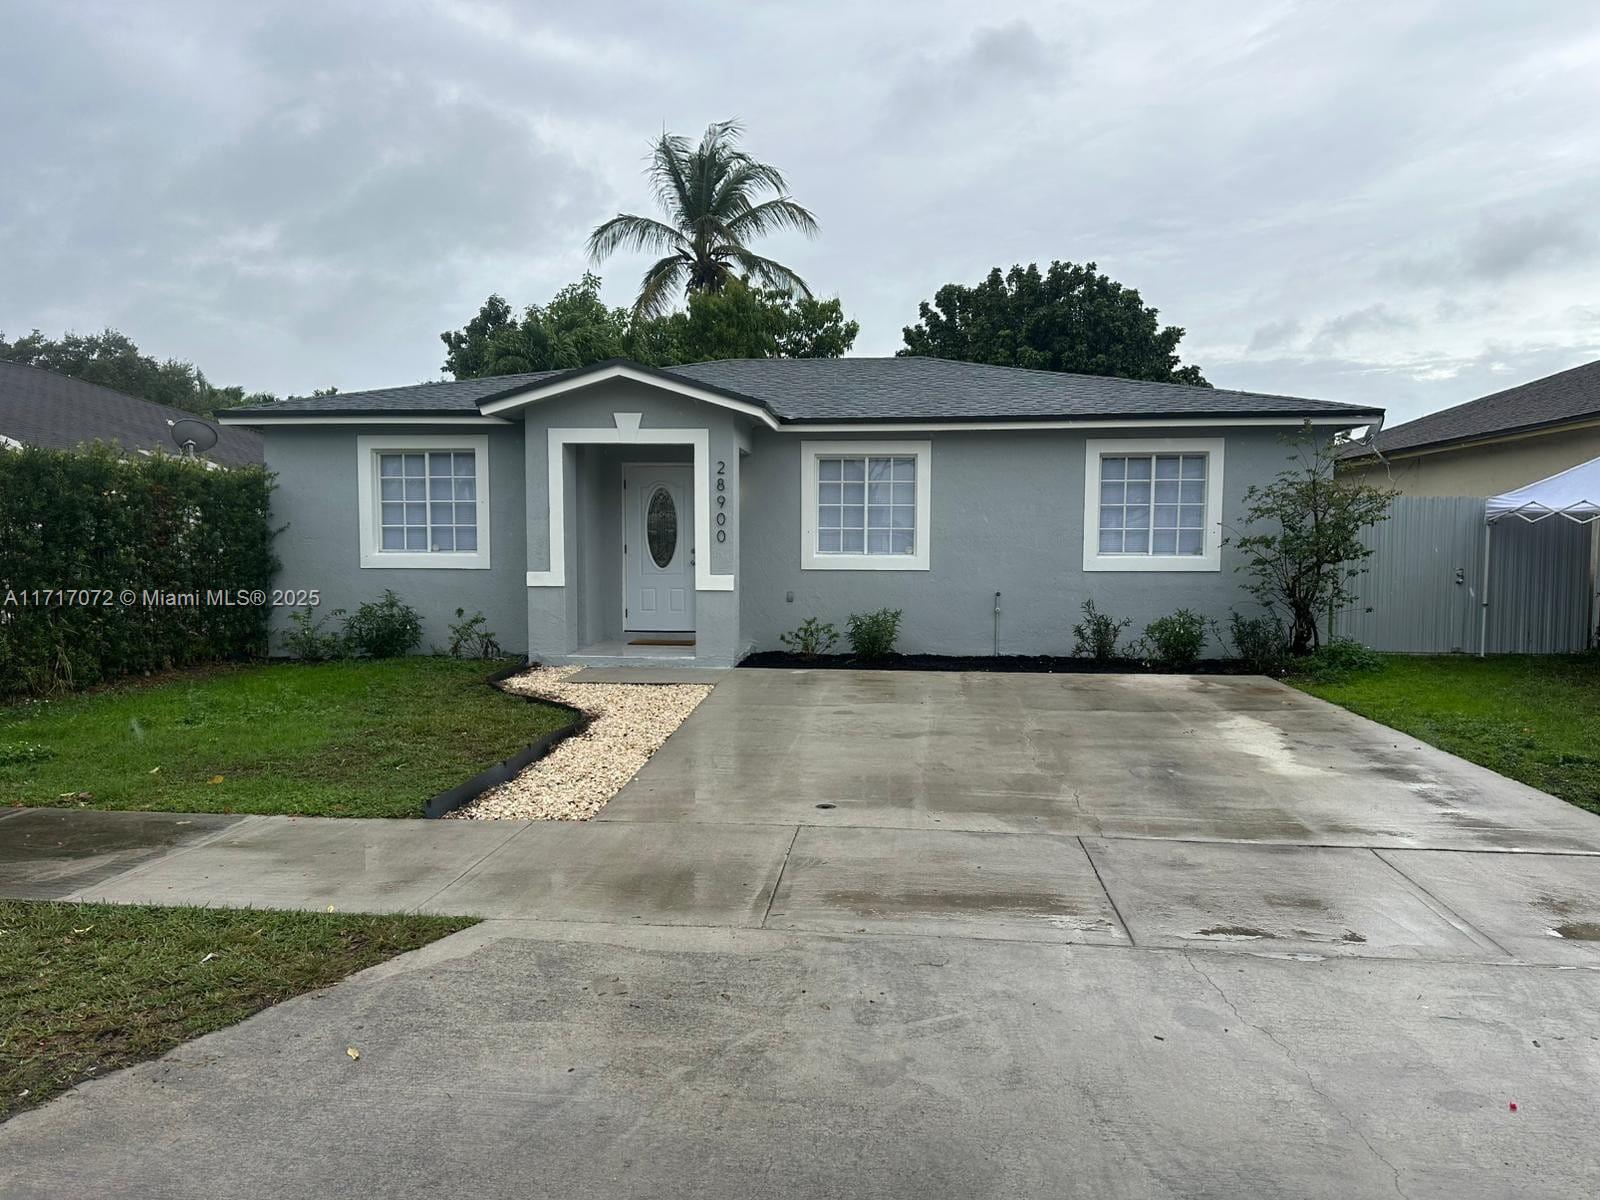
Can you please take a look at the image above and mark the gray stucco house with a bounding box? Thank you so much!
[220,358,1383,667]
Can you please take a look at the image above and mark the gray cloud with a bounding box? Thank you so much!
[2,0,1597,418]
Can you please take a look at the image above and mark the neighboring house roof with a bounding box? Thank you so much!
[0,361,264,467]
[1343,358,1600,460]
[224,357,1382,427]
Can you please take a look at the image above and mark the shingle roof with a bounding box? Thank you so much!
[1345,358,1600,459]
[228,356,1382,425]
[0,361,263,467]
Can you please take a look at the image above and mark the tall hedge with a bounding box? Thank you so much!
[0,445,277,696]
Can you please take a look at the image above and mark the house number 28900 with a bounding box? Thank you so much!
[715,460,727,542]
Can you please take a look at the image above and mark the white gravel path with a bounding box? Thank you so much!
[445,666,712,821]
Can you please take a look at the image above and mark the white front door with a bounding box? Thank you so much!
[623,464,694,633]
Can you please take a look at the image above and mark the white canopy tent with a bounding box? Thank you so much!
[1480,455,1600,655]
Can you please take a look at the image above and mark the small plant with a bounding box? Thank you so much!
[283,605,346,661]
[447,608,502,659]
[780,617,839,659]
[1139,609,1209,670]
[846,608,903,659]
[342,590,422,659]
[1293,637,1384,683]
[1072,599,1130,663]
[1227,611,1289,675]
[0,741,54,767]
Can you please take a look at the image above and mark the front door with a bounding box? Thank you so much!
[623,464,694,633]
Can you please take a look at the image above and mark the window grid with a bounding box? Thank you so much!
[817,455,916,555]
[377,451,478,553]
[1098,453,1207,556]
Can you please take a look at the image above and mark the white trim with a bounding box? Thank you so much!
[799,439,932,571]
[1081,437,1225,573]
[356,434,492,570]
[479,363,781,429]
[526,413,734,592]
[221,414,510,426]
[787,416,1374,433]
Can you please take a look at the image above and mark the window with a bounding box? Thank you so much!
[801,440,931,570]
[357,434,491,569]
[1083,438,1223,572]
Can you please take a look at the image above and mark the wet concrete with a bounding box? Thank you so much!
[1081,838,1507,961]
[0,808,246,899]
[1377,850,1600,967]
[603,670,1600,853]
[4,921,1598,1200]
[767,826,1128,944]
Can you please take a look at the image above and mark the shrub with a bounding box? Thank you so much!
[846,608,903,659]
[0,444,276,697]
[282,605,346,661]
[1071,599,1130,662]
[1228,611,1288,675]
[1140,609,1209,670]
[342,590,422,658]
[1293,637,1384,683]
[779,616,838,659]
[448,608,502,659]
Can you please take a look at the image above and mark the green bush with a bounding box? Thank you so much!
[1071,599,1130,662]
[447,608,502,659]
[1294,638,1384,683]
[779,616,838,658]
[342,591,422,658]
[1228,611,1288,675]
[1140,609,1209,670]
[846,608,903,659]
[0,444,276,697]
[282,605,346,661]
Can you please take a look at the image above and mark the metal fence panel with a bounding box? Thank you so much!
[1334,496,1595,654]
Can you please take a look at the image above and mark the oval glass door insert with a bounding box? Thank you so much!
[646,486,677,567]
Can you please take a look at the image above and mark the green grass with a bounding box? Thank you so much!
[0,659,575,818]
[1293,654,1600,815]
[0,900,474,1121]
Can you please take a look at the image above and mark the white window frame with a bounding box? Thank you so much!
[356,433,491,569]
[800,440,931,571]
[1082,437,1224,573]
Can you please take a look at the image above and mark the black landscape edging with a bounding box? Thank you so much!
[422,660,588,819]
[737,651,1262,675]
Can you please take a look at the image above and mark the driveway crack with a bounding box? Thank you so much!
[1184,954,1408,1200]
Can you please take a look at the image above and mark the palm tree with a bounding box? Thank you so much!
[587,120,820,318]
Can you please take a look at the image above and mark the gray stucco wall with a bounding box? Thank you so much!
[263,424,528,654]
[739,425,1294,657]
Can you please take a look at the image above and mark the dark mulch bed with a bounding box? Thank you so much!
[738,651,1256,674]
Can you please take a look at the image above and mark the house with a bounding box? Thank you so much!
[0,360,263,467]
[219,357,1382,666]
[1340,358,1600,497]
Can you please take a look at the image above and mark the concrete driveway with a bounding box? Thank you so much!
[3,670,1599,1199]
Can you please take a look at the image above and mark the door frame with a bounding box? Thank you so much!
[620,461,695,635]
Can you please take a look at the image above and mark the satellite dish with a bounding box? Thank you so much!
[168,418,219,458]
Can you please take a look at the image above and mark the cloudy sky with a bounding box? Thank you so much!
[3,1,1598,426]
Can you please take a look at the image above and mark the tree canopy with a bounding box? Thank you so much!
[440,275,857,378]
[0,328,276,416]
[900,262,1209,386]
[587,119,818,318]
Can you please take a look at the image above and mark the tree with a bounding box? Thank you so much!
[586,119,819,318]
[440,275,633,377]
[0,328,275,416]
[1230,431,1398,655]
[899,262,1209,385]
[440,275,858,379]
[661,280,858,362]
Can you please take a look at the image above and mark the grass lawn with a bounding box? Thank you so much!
[1293,654,1600,816]
[0,900,474,1121]
[0,658,575,818]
